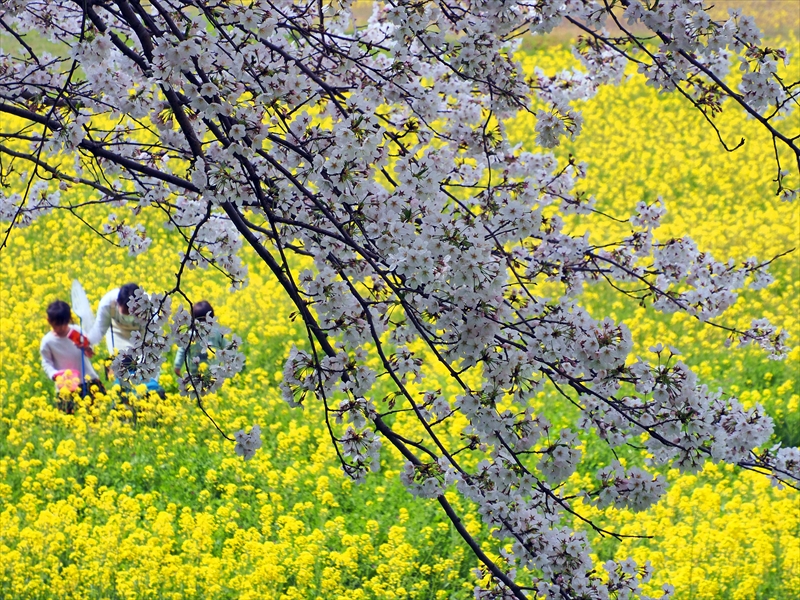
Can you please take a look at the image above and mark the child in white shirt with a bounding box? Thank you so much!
[40,300,104,411]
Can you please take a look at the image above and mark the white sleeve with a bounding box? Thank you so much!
[87,290,115,345]
[40,336,58,380]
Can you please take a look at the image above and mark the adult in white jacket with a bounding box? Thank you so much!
[87,282,165,398]
[87,283,142,354]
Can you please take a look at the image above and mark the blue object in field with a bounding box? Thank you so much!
[145,378,164,394]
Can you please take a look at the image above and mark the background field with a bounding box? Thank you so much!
[1,18,799,600]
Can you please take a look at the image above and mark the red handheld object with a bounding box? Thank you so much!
[68,328,91,350]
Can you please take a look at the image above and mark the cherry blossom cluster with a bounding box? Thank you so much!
[340,427,382,482]
[103,214,152,256]
[593,462,667,511]
[0,182,60,227]
[234,425,262,461]
[737,318,791,360]
[767,445,800,489]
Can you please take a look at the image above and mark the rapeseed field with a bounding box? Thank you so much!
[1,39,798,599]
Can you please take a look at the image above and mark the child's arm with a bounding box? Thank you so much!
[39,337,59,380]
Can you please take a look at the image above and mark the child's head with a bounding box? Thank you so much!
[192,300,214,322]
[117,283,140,315]
[47,300,72,337]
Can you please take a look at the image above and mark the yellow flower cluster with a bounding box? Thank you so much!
[1,34,798,600]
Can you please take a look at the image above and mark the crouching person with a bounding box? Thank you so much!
[40,300,105,413]
[174,300,245,386]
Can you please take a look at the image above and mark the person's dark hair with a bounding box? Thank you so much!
[192,300,214,321]
[46,300,72,326]
[117,283,140,309]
